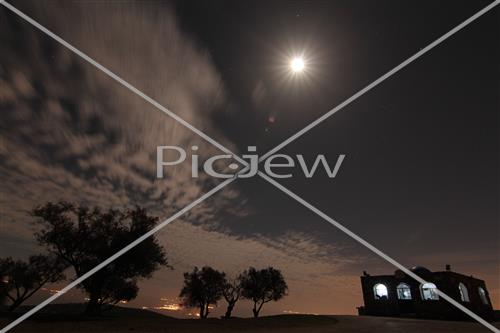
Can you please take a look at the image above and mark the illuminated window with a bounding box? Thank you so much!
[478,287,489,305]
[397,283,412,300]
[420,283,439,300]
[459,283,470,302]
[373,283,388,300]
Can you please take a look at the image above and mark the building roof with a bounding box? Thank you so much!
[410,266,432,277]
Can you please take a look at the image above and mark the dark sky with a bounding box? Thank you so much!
[175,0,499,293]
[0,0,498,317]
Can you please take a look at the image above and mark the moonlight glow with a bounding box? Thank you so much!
[290,57,305,72]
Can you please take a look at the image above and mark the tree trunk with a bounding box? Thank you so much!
[199,304,205,319]
[7,299,23,312]
[85,294,102,316]
[253,300,264,318]
[224,301,235,319]
[252,302,259,318]
[204,303,210,318]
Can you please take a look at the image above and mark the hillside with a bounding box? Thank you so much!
[1,306,499,333]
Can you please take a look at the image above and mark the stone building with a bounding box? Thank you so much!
[357,265,494,321]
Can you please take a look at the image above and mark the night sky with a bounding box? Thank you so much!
[0,0,498,317]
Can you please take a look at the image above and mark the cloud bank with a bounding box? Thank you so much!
[0,1,373,315]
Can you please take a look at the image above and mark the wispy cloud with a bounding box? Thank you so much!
[0,1,243,243]
[0,1,370,316]
[127,222,366,316]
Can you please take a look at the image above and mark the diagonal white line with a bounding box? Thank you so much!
[0,2,248,331]
[257,171,499,333]
[0,177,237,333]
[1,1,498,332]
[254,2,500,331]
[0,0,247,167]
[259,0,500,162]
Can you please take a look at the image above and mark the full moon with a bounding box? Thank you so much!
[290,57,305,72]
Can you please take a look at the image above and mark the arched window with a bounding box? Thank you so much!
[459,283,470,302]
[397,283,412,300]
[478,287,489,305]
[420,283,439,300]
[373,283,388,300]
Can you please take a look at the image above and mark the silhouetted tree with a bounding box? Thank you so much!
[240,267,288,318]
[179,266,225,319]
[0,271,7,306]
[0,255,65,312]
[32,201,169,315]
[222,275,242,319]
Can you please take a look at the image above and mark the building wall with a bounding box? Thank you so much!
[358,270,494,321]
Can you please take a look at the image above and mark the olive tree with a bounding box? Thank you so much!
[240,267,288,318]
[32,201,169,315]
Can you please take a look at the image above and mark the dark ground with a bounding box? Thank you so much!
[1,305,499,333]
